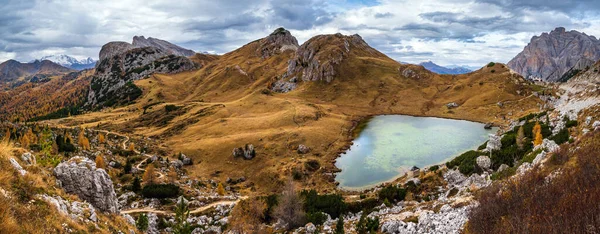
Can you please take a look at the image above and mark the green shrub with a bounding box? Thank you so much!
[378,185,406,203]
[132,177,141,192]
[306,212,328,225]
[429,165,439,172]
[301,190,347,219]
[550,128,569,145]
[446,150,482,175]
[346,198,379,214]
[136,213,149,231]
[487,62,496,67]
[356,213,379,234]
[141,184,180,198]
[566,120,578,128]
[165,104,179,113]
[477,141,488,150]
[490,166,517,180]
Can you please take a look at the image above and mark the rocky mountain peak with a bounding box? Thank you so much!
[508,28,600,82]
[257,27,299,58]
[131,35,195,57]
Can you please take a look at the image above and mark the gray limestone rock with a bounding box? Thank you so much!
[53,156,119,213]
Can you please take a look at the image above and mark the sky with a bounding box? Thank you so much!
[1,0,600,67]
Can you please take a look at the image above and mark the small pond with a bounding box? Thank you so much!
[335,115,495,190]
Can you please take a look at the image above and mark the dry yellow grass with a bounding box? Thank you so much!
[0,141,135,233]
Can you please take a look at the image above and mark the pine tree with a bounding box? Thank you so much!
[335,216,345,234]
[217,182,225,196]
[136,213,148,231]
[132,176,141,192]
[173,197,193,234]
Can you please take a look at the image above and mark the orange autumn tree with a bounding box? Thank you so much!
[98,133,106,144]
[217,183,226,196]
[78,129,90,150]
[128,143,135,152]
[533,122,543,146]
[95,155,106,169]
[143,164,155,184]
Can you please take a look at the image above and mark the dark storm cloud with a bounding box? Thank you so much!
[476,0,600,15]
[268,0,335,30]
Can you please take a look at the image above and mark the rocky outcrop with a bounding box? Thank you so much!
[485,134,502,152]
[39,194,98,223]
[232,144,256,160]
[87,37,198,108]
[257,28,299,58]
[476,156,491,170]
[381,204,472,234]
[271,33,383,92]
[20,152,36,165]
[53,156,119,213]
[9,158,26,176]
[297,144,310,154]
[508,27,600,82]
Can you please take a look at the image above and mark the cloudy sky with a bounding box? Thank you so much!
[1,0,600,67]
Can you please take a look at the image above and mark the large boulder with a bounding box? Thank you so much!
[485,134,502,152]
[476,156,491,170]
[297,144,310,154]
[53,156,119,213]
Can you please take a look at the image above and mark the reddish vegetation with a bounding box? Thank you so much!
[467,131,600,233]
[0,71,91,122]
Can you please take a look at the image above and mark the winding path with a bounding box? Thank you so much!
[120,197,247,215]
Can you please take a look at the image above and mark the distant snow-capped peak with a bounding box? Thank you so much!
[38,55,95,66]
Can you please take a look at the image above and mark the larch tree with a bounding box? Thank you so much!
[229,198,267,233]
[143,164,155,184]
[98,133,106,144]
[273,180,306,230]
[217,183,226,196]
[533,122,543,146]
[128,143,135,152]
[516,125,525,150]
[95,155,106,169]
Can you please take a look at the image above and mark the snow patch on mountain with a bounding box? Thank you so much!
[36,55,96,70]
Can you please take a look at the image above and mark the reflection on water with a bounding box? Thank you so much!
[335,115,495,190]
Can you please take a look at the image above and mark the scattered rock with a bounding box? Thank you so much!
[446,102,459,109]
[233,144,256,160]
[297,144,310,154]
[305,223,317,234]
[171,160,184,169]
[534,139,560,153]
[402,68,420,79]
[497,164,509,173]
[485,134,502,152]
[593,121,600,130]
[9,158,27,176]
[532,151,547,166]
[585,116,593,125]
[476,156,491,170]
[180,154,193,165]
[53,156,119,213]
[39,194,98,223]
[20,152,36,165]
[484,123,494,129]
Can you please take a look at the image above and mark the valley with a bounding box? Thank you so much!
[0,22,598,234]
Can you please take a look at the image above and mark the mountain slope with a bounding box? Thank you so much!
[0,60,73,85]
[508,27,600,82]
[38,55,96,70]
[419,61,472,74]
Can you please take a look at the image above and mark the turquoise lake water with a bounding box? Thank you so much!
[335,115,495,190]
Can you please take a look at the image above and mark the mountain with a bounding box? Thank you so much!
[37,55,96,70]
[0,59,73,85]
[419,61,472,74]
[86,36,198,108]
[132,36,195,57]
[508,27,600,82]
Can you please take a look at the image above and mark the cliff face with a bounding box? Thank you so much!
[508,27,600,82]
[86,37,198,108]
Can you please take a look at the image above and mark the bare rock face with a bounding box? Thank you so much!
[271,33,382,92]
[508,27,600,82]
[257,28,299,58]
[132,36,195,57]
[87,37,198,108]
[53,156,119,213]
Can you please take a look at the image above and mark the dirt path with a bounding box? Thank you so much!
[120,197,247,215]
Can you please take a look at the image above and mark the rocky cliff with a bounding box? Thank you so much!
[53,157,119,213]
[86,37,198,108]
[508,27,600,82]
[256,27,299,58]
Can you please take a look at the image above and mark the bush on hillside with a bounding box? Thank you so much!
[141,184,180,198]
[301,190,347,219]
[378,185,407,204]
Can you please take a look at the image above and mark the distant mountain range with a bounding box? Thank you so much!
[33,55,96,70]
[508,27,600,82]
[419,61,474,74]
[0,59,73,84]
